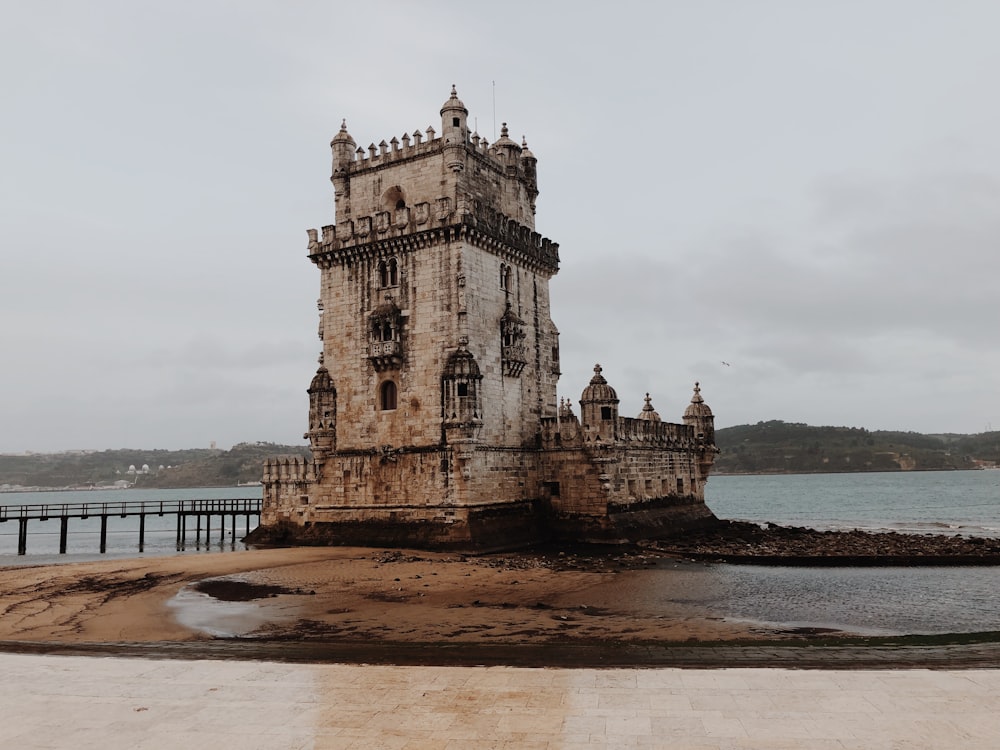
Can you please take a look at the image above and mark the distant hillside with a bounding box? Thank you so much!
[5,425,999,488]
[714,421,1000,474]
[0,443,311,490]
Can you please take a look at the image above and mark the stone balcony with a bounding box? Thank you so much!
[368,340,403,371]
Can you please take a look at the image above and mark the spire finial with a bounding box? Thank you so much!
[500,122,509,137]
[340,119,347,131]
[450,83,458,97]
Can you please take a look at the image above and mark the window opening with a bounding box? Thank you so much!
[380,381,397,411]
[377,257,399,288]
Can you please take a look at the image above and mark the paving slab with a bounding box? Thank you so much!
[3,653,1000,749]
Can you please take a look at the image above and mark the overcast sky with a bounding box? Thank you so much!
[3,1,999,452]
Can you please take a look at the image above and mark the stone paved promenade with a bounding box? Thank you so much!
[3,653,999,749]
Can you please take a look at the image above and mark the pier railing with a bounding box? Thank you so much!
[0,498,261,555]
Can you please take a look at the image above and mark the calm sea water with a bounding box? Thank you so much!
[706,470,1000,537]
[0,486,261,565]
[2,474,999,635]
[692,470,1000,635]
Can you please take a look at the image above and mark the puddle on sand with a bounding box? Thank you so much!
[167,584,287,637]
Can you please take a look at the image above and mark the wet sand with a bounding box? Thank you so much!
[4,546,1000,668]
[0,546,764,646]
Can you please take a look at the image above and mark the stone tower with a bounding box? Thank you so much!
[259,89,718,551]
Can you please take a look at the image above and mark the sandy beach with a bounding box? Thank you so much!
[0,546,770,647]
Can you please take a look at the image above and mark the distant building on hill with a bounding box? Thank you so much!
[258,88,718,551]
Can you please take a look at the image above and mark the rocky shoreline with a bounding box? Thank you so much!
[650,519,1000,565]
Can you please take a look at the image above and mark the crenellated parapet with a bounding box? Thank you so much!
[542,413,697,450]
[331,120,533,180]
[262,455,315,485]
[306,204,559,274]
[615,417,696,448]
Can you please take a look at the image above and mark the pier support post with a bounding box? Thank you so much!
[18,519,28,555]
[196,514,202,546]
[99,515,108,554]
[59,517,69,554]
[138,513,146,552]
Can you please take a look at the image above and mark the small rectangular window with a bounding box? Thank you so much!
[676,478,684,494]
[456,383,469,397]
[600,406,612,420]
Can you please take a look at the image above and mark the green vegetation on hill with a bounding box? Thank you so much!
[4,425,999,487]
[714,421,1000,474]
[0,443,311,489]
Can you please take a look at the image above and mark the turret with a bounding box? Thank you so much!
[682,382,714,442]
[440,85,468,173]
[579,364,619,442]
[683,382,717,475]
[330,119,356,175]
[519,137,538,214]
[442,338,483,470]
[305,355,337,462]
[637,393,660,422]
[491,122,521,172]
[330,119,356,218]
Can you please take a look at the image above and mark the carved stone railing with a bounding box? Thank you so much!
[368,340,403,371]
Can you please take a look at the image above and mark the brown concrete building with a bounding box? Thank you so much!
[259,88,718,551]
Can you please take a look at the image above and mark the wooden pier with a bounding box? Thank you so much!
[0,498,261,555]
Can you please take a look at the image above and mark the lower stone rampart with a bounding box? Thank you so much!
[258,439,719,552]
[248,498,548,552]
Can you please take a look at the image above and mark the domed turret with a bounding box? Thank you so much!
[683,382,715,445]
[491,122,521,162]
[580,364,618,404]
[580,364,619,441]
[330,119,356,174]
[308,362,335,394]
[440,84,468,129]
[441,85,468,173]
[306,355,337,461]
[637,393,660,422]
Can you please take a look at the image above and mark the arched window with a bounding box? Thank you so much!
[380,380,397,411]
[378,257,398,288]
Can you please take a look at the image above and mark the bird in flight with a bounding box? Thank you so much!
[721,361,731,367]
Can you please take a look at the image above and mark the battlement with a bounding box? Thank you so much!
[541,414,697,449]
[262,455,315,484]
[307,199,559,273]
[334,123,530,174]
